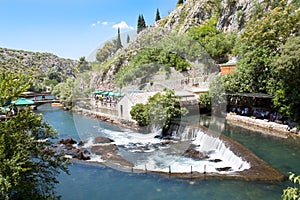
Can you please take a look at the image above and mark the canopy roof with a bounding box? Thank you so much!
[93,90,124,97]
[12,98,34,106]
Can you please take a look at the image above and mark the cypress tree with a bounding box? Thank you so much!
[116,28,122,49]
[156,8,161,22]
[141,15,146,30]
[177,0,184,5]
[137,14,146,34]
[126,34,130,44]
[137,15,142,33]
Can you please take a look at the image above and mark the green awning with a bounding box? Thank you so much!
[12,98,34,106]
[93,90,104,95]
[108,91,115,96]
[101,91,109,96]
[113,92,124,97]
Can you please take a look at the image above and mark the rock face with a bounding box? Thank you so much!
[0,47,77,83]
[90,0,270,90]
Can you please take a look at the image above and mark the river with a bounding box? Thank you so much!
[37,104,300,200]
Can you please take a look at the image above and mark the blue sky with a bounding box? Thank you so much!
[0,0,177,60]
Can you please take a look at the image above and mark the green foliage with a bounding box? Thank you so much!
[188,15,237,63]
[0,48,77,92]
[130,89,188,130]
[156,8,161,22]
[78,56,91,73]
[130,103,150,126]
[127,34,130,44]
[271,36,300,121]
[96,40,118,63]
[223,0,300,121]
[199,92,211,110]
[177,0,184,5]
[230,0,300,93]
[0,72,30,106]
[0,72,68,199]
[282,173,300,200]
[137,15,146,34]
[115,48,189,86]
[116,28,123,50]
[52,78,74,108]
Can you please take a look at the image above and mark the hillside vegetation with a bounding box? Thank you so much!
[0,47,78,92]
[85,0,299,124]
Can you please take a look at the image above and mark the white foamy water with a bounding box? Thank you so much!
[87,126,250,174]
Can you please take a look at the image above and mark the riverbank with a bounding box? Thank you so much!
[74,107,139,130]
[226,113,300,139]
[68,107,285,182]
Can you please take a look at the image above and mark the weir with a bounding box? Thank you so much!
[158,124,285,181]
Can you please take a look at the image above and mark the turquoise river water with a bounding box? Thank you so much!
[37,104,300,200]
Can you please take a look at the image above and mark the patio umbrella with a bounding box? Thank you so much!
[12,98,34,106]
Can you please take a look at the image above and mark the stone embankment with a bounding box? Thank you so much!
[74,107,139,130]
[226,113,300,138]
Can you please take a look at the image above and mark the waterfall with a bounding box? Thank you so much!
[192,130,250,171]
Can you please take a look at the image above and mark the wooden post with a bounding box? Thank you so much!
[191,166,193,174]
[204,165,206,174]
[169,165,171,174]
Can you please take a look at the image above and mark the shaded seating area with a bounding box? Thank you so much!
[92,90,124,112]
[227,93,281,121]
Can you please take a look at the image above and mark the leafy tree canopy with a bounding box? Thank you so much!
[130,89,188,133]
[0,72,69,199]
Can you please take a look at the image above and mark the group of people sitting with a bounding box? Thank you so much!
[230,107,282,122]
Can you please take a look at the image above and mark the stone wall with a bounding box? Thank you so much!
[74,107,139,130]
[226,113,300,138]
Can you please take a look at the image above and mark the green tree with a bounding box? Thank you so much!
[130,103,150,126]
[272,36,300,122]
[130,89,188,135]
[229,0,300,93]
[78,56,91,73]
[96,40,117,63]
[52,78,74,109]
[177,0,184,5]
[126,34,130,44]
[0,72,68,199]
[188,15,237,63]
[199,92,211,110]
[155,8,161,22]
[116,28,123,50]
[137,14,146,34]
[282,173,300,200]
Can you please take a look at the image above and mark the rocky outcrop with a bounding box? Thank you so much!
[183,146,209,160]
[0,47,77,83]
[92,0,268,89]
[58,138,91,161]
[91,136,134,168]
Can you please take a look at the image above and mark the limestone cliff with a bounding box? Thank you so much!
[0,47,77,90]
[87,0,272,90]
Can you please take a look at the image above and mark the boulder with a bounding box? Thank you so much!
[58,138,77,145]
[94,136,115,144]
[183,147,209,160]
[91,144,119,156]
[216,167,232,172]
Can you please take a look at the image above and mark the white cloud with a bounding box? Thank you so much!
[112,21,134,30]
[97,21,101,24]
[91,23,96,27]
[102,21,108,25]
